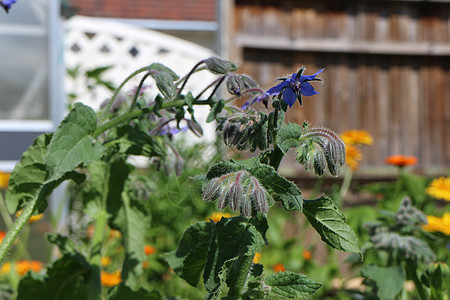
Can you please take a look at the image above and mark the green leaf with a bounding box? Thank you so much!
[206,99,225,123]
[5,133,51,213]
[108,284,162,300]
[17,254,90,300]
[265,271,322,299]
[361,265,404,300]
[45,103,104,182]
[303,196,360,254]
[162,222,213,287]
[203,217,266,295]
[47,234,90,267]
[277,123,303,153]
[113,125,166,158]
[251,164,302,212]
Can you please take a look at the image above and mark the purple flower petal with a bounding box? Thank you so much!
[266,81,289,95]
[300,68,324,82]
[300,81,319,96]
[282,87,297,107]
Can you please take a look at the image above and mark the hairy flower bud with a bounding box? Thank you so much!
[222,110,269,152]
[204,57,238,74]
[226,74,245,96]
[203,178,222,202]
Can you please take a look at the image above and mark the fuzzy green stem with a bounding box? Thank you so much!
[129,72,151,110]
[100,66,150,123]
[0,193,31,260]
[339,168,353,201]
[0,187,44,264]
[93,99,212,138]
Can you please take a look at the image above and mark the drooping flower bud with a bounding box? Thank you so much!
[204,57,238,75]
[222,110,269,152]
[226,74,245,96]
[203,178,222,202]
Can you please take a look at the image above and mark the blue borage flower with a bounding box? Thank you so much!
[267,67,324,107]
[1,0,17,13]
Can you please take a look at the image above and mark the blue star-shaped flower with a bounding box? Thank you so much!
[266,68,324,107]
[1,0,17,13]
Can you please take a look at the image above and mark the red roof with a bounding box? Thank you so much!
[67,0,216,21]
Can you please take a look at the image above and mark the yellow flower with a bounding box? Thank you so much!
[0,262,11,275]
[253,252,261,264]
[422,213,450,235]
[15,210,44,224]
[345,144,362,170]
[101,270,122,287]
[426,177,450,201]
[207,212,231,223]
[101,257,111,267]
[0,171,10,189]
[384,155,417,167]
[341,130,373,146]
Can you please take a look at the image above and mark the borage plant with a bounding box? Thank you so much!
[0,57,360,299]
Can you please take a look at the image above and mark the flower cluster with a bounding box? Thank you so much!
[296,127,345,176]
[202,170,271,218]
[0,260,43,276]
[222,110,269,152]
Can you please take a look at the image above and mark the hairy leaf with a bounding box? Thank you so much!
[265,271,322,299]
[17,254,90,300]
[303,196,361,254]
[277,123,303,153]
[162,221,214,287]
[45,103,104,182]
[361,265,404,300]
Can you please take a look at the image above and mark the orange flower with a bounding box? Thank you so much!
[109,229,121,239]
[341,130,373,146]
[302,249,312,261]
[345,144,363,170]
[272,263,286,273]
[144,245,156,255]
[101,270,121,287]
[15,260,43,276]
[15,210,44,224]
[207,212,231,223]
[0,171,10,189]
[0,231,6,244]
[253,252,262,264]
[426,177,450,202]
[384,155,417,167]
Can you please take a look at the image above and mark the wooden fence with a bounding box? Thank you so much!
[231,0,450,175]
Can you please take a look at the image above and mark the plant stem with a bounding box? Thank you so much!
[100,66,150,123]
[339,168,353,201]
[0,184,48,264]
[129,72,151,110]
[0,192,30,260]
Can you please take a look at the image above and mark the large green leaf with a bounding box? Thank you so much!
[303,196,360,254]
[162,221,214,287]
[45,103,104,182]
[17,254,90,300]
[361,265,404,300]
[265,271,322,299]
[203,216,266,297]
[5,133,51,213]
